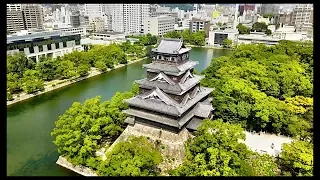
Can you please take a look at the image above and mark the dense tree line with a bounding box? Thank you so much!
[237,22,272,35]
[7,41,147,100]
[163,30,206,46]
[51,84,140,169]
[201,40,313,139]
[170,119,313,176]
[128,33,158,46]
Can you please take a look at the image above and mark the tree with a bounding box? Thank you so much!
[145,45,153,58]
[94,60,107,72]
[201,42,313,137]
[263,14,274,18]
[77,64,90,77]
[97,136,163,176]
[7,91,13,101]
[51,86,138,168]
[7,52,35,77]
[279,140,313,176]
[170,119,250,176]
[164,31,181,39]
[266,29,272,36]
[236,24,250,34]
[35,58,57,81]
[222,38,233,48]
[252,22,268,32]
[56,60,77,79]
[7,73,23,94]
[22,70,44,94]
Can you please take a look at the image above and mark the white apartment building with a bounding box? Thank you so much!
[144,16,175,36]
[106,4,150,33]
[84,4,103,20]
[208,29,239,46]
[54,27,87,37]
[291,4,313,26]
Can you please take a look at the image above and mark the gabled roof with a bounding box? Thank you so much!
[135,74,203,95]
[152,38,187,54]
[143,60,198,75]
[124,87,214,117]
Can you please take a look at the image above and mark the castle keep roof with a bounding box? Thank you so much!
[152,38,191,55]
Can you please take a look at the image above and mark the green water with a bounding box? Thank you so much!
[6,48,231,176]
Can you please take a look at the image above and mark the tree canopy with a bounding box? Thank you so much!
[97,136,163,176]
[236,24,251,34]
[201,41,313,138]
[163,30,206,46]
[170,119,279,176]
[51,84,139,167]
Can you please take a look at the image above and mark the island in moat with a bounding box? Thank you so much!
[56,38,215,175]
[51,39,313,177]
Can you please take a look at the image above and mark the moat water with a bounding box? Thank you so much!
[7,48,231,176]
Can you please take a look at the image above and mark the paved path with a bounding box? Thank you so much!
[241,132,293,156]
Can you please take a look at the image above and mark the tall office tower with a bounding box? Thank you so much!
[291,4,313,25]
[84,4,103,20]
[107,4,150,33]
[7,4,25,33]
[260,4,280,15]
[22,4,44,30]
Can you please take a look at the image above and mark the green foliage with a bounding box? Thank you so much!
[222,38,233,48]
[7,91,13,101]
[236,24,250,34]
[35,57,57,81]
[279,140,313,176]
[94,60,107,72]
[251,22,268,33]
[51,85,139,167]
[163,30,206,46]
[7,52,35,77]
[201,42,313,138]
[97,136,163,176]
[170,119,248,176]
[263,14,274,18]
[22,70,44,94]
[129,34,157,46]
[159,4,193,11]
[266,29,272,35]
[57,60,77,79]
[77,64,90,77]
[7,73,23,94]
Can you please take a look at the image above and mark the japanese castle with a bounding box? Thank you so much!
[123,38,214,133]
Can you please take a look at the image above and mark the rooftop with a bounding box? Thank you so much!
[7,31,73,44]
[92,31,125,35]
[143,60,198,75]
[124,87,213,117]
[152,38,185,54]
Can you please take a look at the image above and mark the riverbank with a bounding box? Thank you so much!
[7,57,147,106]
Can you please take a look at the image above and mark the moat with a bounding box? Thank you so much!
[7,48,231,176]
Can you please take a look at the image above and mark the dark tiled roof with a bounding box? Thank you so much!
[135,74,203,95]
[143,60,198,75]
[186,117,204,130]
[7,31,71,44]
[124,87,214,117]
[152,38,183,54]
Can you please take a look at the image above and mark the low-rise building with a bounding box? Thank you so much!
[143,16,175,36]
[238,33,281,46]
[91,31,126,41]
[208,29,239,46]
[54,27,87,38]
[189,18,210,37]
[7,31,82,62]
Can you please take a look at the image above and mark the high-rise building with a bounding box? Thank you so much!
[260,4,280,15]
[189,18,210,37]
[22,4,44,30]
[84,4,103,19]
[107,4,150,33]
[7,4,25,33]
[143,15,175,36]
[291,4,313,26]
[70,15,80,27]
